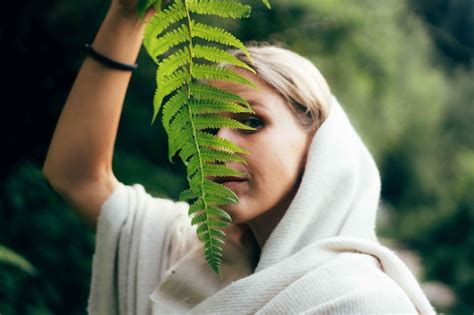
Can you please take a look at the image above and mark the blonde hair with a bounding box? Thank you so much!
[219,41,332,132]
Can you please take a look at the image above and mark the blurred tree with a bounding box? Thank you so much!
[408,0,474,69]
[1,0,472,313]
[0,162,95,314]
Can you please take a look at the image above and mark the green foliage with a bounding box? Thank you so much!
[138,0,271,276]
[0,162,96,315]
[137,0,158,20]
[2,0,472,312]
[0,156,186,315]
[0,245,36,275]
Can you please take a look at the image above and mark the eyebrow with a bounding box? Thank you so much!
[248,99,268,110]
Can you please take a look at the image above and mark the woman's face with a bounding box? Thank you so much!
[206,67,315,227]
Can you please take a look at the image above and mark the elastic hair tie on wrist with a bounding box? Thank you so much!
[83,43,138,71]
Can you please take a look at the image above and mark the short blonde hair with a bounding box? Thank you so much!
[220,41,332,132]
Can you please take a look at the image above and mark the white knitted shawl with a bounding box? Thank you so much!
[179,95,436,314]
[88,95,437,314]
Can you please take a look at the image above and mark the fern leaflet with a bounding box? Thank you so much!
[137,0,271,276]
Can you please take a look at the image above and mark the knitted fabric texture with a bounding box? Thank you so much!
[87,95,436,314]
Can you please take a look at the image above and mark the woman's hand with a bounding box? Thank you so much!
[111,0,170,22]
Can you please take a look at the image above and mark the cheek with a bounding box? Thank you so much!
[241,130,308,191]
[269,140,308,196]
[248,145,296,199]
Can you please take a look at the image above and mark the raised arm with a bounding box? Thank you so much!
[42,1,155,232]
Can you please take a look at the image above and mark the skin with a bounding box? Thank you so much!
[207,67,316,252]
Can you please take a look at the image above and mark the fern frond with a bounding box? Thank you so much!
[186,148,247,177]
[141,0,272,276]
[202,179,239,204]
[196,147,248,165]
[180,178,240,207]
[169,128,193,162]
[187,0,251,18]
[190,199,231,221]
[188,98,254,115]
[152,68,190,124]
[136,0,158,20]
[162,87,188,132]
[261,0,271,9]
[190,164,246,187]
[193,114,256,131]
[149,23,190,58]
[201,163,246,178]
[190,82,252,109]
[0,244,36,275]
[206,203,233,222]
[196,131,251,154]
[191,213,207,225]
[157,46,191,77]
[191,21,252,62]
[143,0,187,51]
[193,44,256,74]
[179,187,200,201]
[192,64,257,88]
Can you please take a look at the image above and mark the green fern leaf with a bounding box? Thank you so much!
[193,44,256,74]
[162,87,188,132]
[187,148,247,175]
[201,163,246,178]
[140,0,272,275]
[152,68,190,124]
[169,128,193,162]
[191,21,252,62]
[187,0,251,19]
[190,82,252,109]
[261,0,271,9]
[196,131,251,154]
[157,46,191,78]
[188,98,254,115]
[136,0,157,20]
[149,23,190,58]
[202,179,239,202]
[192,64,257,88]
[186,151,244,178]
[207,204,233,222]
[179,187,199,201]
[143,0,187,50]
[178,135,247,165]
[0,244,36,275]
[191,213,207,225]
[193,114,256,131]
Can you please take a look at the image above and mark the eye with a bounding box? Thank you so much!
[242,116,263,130]
[204,116,263,136]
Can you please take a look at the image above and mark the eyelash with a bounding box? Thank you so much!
[206,116,263,135]
[242,116,263,130]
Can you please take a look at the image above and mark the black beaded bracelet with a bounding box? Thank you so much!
[84,43,138,71]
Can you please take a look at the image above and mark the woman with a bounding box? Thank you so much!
[42,0,436,314]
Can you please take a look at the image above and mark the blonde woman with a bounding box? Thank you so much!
[43,0,436,314]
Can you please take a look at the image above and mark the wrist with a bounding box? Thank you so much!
[107,3,148,29]
[90,4,148,68]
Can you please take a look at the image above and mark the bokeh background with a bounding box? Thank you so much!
[1,0,473,313]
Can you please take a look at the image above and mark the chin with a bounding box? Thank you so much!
[220,203,248,225]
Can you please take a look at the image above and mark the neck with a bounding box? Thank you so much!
[247,197,290,250]
[247,174,302,250]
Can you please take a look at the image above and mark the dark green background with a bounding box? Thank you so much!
[1,0,473,313]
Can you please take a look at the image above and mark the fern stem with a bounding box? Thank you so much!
[184,0,219,274]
